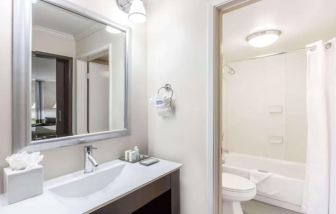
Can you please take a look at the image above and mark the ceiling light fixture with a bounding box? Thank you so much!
[116,0,146,24]
[246,29,281,48]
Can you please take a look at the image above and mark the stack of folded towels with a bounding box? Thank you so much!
[150,95,174,117]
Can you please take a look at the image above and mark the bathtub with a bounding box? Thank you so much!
[223,152,305,213]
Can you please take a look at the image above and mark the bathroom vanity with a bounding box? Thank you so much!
[0,159,181,214]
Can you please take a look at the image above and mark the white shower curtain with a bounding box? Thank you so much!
[303,38,336,214]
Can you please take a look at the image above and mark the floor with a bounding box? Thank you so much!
[242,200,301,214]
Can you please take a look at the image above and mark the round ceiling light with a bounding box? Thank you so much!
[246,29,281,48]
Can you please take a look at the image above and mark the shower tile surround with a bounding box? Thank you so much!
[222,51,307,163]
[222,51,308,214]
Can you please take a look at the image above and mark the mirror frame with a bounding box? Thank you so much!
[13,0,130,152]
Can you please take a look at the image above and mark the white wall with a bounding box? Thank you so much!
[88,62,110,132]
[76,60,88,134]
[223,51,307,163]
[76,29,126,130]
[33,28,76,57]
[0,0,147,194]
[147,0,208,213]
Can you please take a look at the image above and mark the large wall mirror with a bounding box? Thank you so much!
[13,0,130,152]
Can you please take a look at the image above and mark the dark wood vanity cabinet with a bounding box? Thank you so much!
[91,170,180,214]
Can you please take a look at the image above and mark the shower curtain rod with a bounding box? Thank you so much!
[307,41,333,52]
[225,47,306,64]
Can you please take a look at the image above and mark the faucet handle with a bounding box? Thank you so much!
[90,146,98,150]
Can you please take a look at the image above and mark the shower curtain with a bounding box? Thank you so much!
[303,38,336,214]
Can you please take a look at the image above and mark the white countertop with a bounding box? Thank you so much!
[0,158,182,214]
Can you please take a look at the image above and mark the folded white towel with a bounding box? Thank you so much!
[249,169,284,195]
[257,174,284,196]
[249,169,272,184]
[150,95,174,117]
[150,95,171,109]
[157,106,173,117]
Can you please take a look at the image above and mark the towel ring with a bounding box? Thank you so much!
[157,83,174,99]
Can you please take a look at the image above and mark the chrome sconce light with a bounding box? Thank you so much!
[116,0,146,23]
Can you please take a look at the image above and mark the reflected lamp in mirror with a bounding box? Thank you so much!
[116,0,147,23]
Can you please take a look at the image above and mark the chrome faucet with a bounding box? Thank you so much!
[84,145,98,173]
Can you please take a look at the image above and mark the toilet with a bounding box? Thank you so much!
[222,173,256,214]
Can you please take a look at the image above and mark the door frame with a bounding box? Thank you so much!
[207,0,257,213]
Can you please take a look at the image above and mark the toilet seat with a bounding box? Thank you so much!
[222,173,255,193]
[222,173,256,202]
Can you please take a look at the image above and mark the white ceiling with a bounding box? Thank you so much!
[32,1,104,39]
[222,0,336,62]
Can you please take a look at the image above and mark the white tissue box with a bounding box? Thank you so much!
[3,165,43,204]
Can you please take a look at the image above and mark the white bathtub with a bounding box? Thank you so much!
[223,152,305,213]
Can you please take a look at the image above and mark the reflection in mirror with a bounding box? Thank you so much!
[31,55,58,140]
[31,1,126,142]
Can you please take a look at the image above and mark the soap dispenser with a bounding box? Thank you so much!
[134,146,140,160]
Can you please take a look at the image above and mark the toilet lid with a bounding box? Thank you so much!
[222,173,256,193]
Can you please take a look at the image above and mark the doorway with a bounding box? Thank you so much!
[76,44,115,134]
[209,0,336,214]
[208,2,261,213]
[31,51,73,140]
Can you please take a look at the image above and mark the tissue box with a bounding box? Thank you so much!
[4,165,43,204]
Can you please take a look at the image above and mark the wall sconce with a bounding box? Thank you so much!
[116,0,146,24]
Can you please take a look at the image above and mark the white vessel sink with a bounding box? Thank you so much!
[50,163,126,198]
